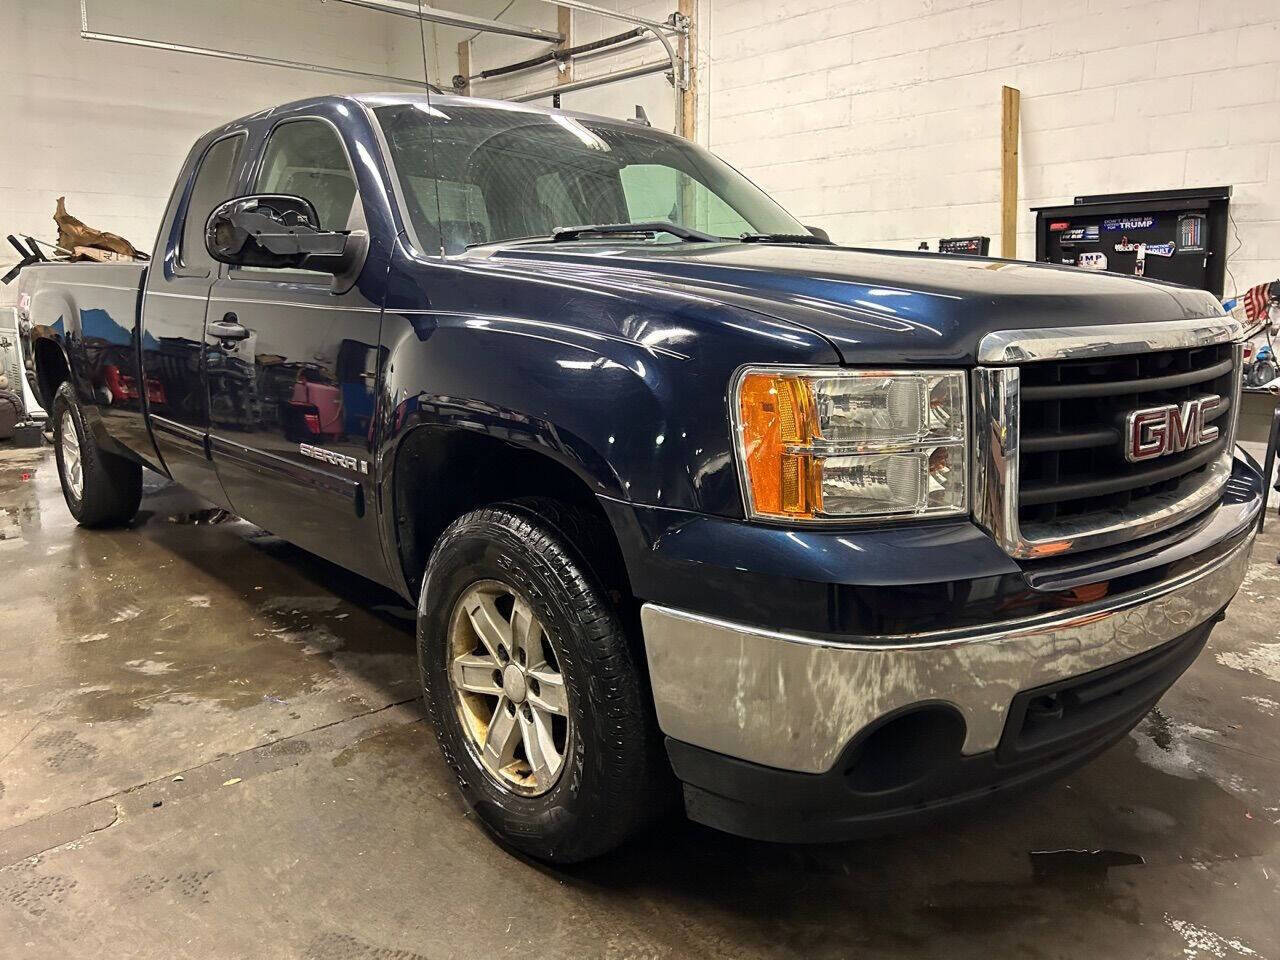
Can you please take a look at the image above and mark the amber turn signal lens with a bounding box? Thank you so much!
[736,372,820,517]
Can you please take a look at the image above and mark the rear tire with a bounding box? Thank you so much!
[418,501,668,862]
[52,382,142,527]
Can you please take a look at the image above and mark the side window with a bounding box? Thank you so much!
[181,135,245,270]
[255,119,357,232]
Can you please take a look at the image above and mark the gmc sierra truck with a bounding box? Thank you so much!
[16,93,1263,862]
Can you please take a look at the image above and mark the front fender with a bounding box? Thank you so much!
[377,253,842,517]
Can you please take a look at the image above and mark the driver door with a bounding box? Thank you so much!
[206,116,387,582]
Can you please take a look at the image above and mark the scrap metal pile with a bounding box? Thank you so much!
[3,196,147,284]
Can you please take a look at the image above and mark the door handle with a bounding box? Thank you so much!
[208,313,250,346]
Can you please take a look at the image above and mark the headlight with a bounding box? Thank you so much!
[732,367,968,521]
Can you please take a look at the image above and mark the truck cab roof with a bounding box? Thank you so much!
[212,91,658,143]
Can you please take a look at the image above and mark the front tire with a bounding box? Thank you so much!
[419,502,667,862]
[52,382,142,527]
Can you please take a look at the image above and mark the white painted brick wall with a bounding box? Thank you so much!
[710,0,1280,296]
[0,0,444,303]
[10,0,1280,303]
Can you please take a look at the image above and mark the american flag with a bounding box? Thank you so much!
[1242,280,1275,323]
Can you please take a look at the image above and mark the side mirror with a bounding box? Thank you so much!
[805,225,831,243]
[205,194,368,292]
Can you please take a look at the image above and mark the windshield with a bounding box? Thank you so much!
[373,101,807,255]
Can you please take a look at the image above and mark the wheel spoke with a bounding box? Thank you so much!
[451,653,501,696]
[527,669,567,716]
[518,708,562,790]
[465,593,511,662]
[61,411,84,498]
[510,595,541,666]
[482,697,520,771]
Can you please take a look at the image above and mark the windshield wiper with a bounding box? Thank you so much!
[739,232,833,245]
[551,221,720,243]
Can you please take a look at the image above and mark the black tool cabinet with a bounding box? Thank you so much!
[1033,186,1231,297]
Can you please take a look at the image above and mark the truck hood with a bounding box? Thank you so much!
[485,242,1225,364]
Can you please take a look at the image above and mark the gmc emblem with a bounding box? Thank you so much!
[1124,395,1222,463]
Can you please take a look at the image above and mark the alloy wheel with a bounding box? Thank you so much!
[447,580,570,796]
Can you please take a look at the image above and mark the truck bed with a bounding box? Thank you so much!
[20,260,147,347]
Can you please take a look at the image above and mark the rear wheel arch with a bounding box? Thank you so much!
[32,336,71,410]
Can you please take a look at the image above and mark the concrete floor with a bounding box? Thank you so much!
[1,444,1279,960]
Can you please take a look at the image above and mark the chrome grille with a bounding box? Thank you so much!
[973,318,1243,559]
[1018,343,1235,525]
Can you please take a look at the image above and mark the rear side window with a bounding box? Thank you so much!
[255,119,358,232]
[181,134,245,270]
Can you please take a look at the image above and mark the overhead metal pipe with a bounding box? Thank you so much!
[529,0,678,33]
[328,0,563,43]
[494,0,688,135]
[78,0,441,88]
[508,61,671,103]
[464,27,645,84]
[78,29,439,90]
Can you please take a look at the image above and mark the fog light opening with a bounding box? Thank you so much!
[844,705,966,795]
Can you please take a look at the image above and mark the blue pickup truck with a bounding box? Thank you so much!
[16,93,1262,861]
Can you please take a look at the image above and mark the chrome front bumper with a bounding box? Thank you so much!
[640,529,1256,775]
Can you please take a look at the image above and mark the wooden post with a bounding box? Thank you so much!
[557,6,573,85]
[678,0,696,141]
[1000,85,1020,260]
[456,38,471,96]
